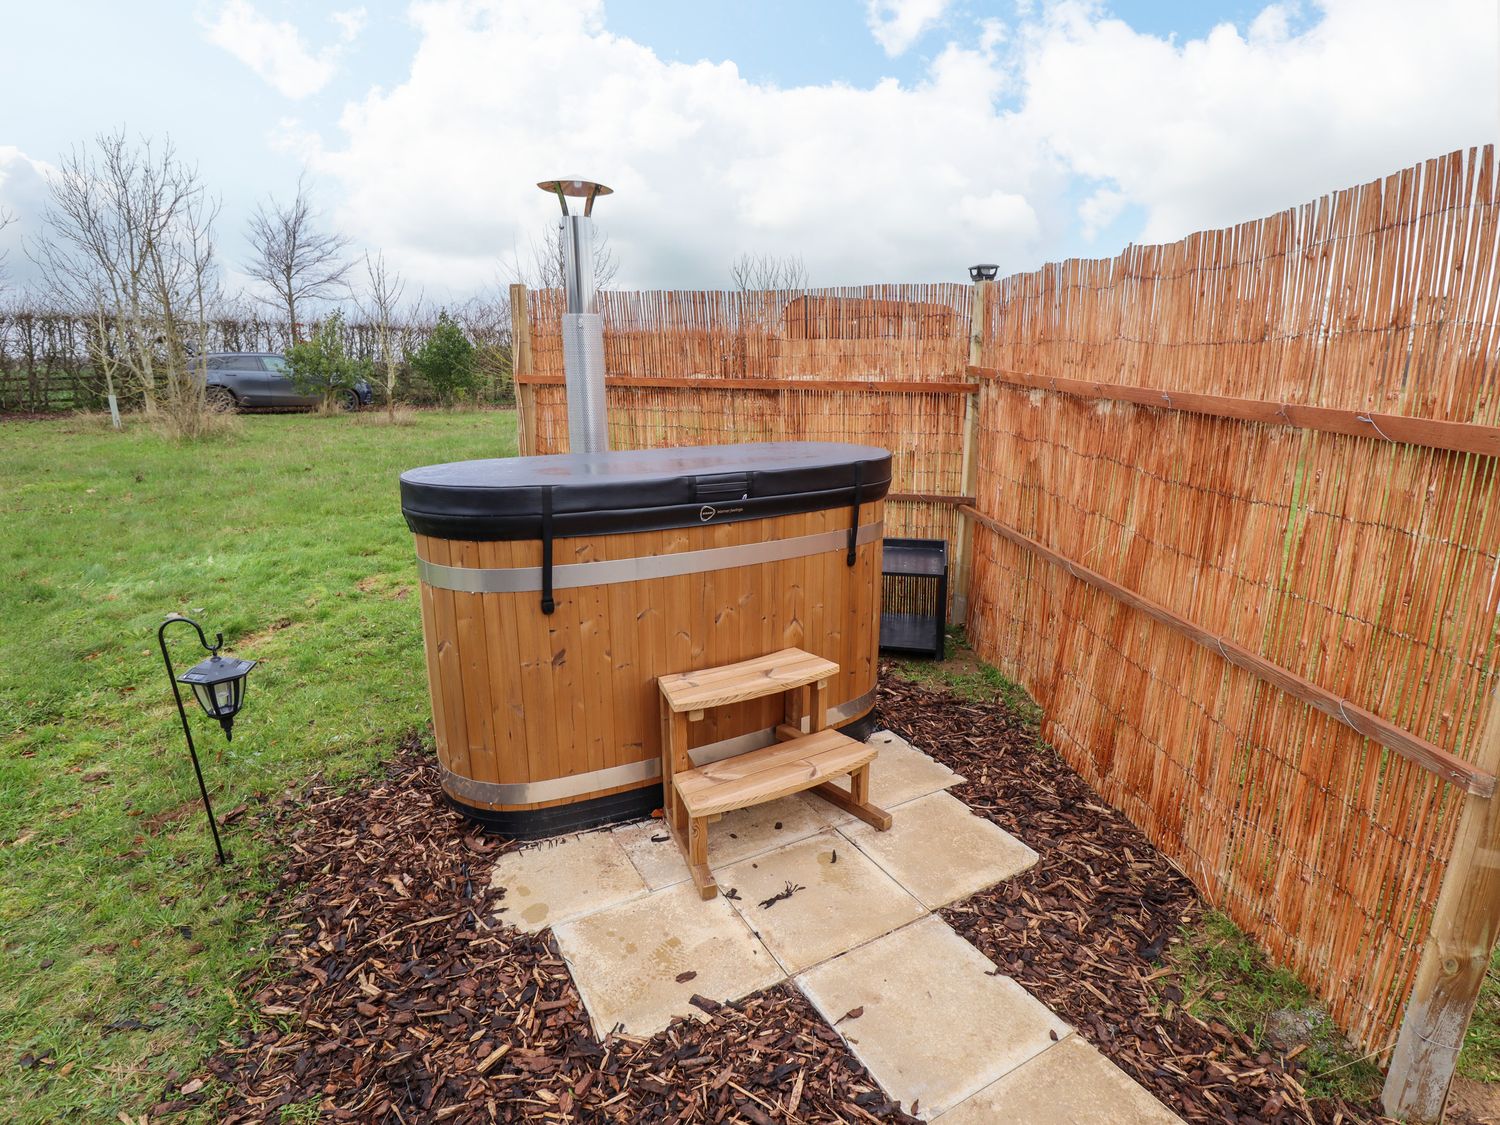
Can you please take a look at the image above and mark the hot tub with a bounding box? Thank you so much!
[399,441,891,837]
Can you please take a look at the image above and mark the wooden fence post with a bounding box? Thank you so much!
[950,279,989,622]
[509,284,535,456]
[1384,695,1500,1121]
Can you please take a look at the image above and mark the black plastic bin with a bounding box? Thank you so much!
[879,537,947,659]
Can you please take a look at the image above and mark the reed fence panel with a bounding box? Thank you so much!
[966,146,1500,1053]
[526,284,970,383]
[521,285,976,570]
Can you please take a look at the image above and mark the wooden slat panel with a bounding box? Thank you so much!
[675,730,875,816]
[413,507,882,813]
[658,647,838,713]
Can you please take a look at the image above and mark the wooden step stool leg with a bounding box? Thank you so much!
[660,694,719,898]
[687,814,717,900]
[811,762,893,832]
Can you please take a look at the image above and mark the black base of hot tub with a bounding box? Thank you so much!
[452,710,882,838]
[446,784,663,840]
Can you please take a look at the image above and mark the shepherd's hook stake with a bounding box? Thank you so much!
[158,615,229,865]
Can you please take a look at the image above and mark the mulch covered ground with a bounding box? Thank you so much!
[199,676,1395,1123]
[877,675,1388,1125]
[203,732,916,1124]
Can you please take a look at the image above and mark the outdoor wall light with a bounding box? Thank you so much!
[969,263,999,282]
[157,615,257,864]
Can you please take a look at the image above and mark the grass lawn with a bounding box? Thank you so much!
[0,410,515,1122]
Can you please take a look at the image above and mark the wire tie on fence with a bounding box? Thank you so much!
[1355,413,1396,442]
[1335,698,1361,734]
[1161,392,1173,408]
[1276,404,1291,422]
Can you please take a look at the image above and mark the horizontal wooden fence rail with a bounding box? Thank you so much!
[887,492,975,506]
[517,374,979,395]
[959,504,1496,798]
[969,366,1500,458]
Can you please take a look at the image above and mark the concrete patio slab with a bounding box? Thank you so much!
[935,1035,1182,1123]
[796,916,1070,1119]
[720,831,926,973]
[841,790,1038,908]
[489,829,648,933]
[612,795,840,890]
[552,881,784,1038]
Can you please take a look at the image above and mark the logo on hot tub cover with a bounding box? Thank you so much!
[699,505,716,522]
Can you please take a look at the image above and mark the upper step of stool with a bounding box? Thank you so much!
[658,648,839,714]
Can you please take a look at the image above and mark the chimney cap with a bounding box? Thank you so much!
[538,177,613,216]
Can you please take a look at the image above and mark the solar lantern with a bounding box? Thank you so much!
[157,615,257,864]
[968,263,999,282]
[178,652,256,741]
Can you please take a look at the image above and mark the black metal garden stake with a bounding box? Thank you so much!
[157,615,256,864]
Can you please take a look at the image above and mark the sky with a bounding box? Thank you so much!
[0,0,1495,307]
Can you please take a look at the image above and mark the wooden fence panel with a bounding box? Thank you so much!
[526,284,971,382]
[966,146,1500,1063]
[522,285,977,571]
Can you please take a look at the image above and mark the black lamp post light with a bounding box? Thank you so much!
[157,615,256,864]
[969,263,999,282]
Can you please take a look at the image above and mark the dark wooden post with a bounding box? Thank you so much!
[951,278,990,621]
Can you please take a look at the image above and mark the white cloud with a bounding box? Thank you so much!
[302,0,1059,294]
[865,0,955,56]
[200,0,363,99]
[1078,187,1126,241]
[1014,0,1497,244]
[0,148,57,293]
[275,0,1496,296]
[332,7,368,42]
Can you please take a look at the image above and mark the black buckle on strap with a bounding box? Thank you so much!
[847,463,863,567]
[540,486,556,615]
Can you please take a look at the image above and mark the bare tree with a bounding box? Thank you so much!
[32,130,223,436]
[453,285,515,403]
[358,251,407,421]
[509,221,618,292]
[244,174,352,341]
[0,207,15,290]
[729,252,809,292]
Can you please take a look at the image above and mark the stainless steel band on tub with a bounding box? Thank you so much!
[417,522,884,594]
[438,687,878,806]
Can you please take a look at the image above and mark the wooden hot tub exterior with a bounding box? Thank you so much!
[400,443,891,837]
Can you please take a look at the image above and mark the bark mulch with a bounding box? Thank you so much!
[203,732,917,1124]
[876,673,1389,1125]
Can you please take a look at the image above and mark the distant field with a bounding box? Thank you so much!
[0,410,516,1121]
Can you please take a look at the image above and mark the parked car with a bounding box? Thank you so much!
[199,352,373,412]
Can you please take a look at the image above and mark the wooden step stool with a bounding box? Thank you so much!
[658,647,893,900]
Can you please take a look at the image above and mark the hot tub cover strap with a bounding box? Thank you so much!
[540,486,555,615]
[847,462,863,567]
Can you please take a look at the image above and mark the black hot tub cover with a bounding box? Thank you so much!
[400,442,893,540]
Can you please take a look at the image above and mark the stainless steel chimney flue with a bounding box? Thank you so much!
[538,177,613,455]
